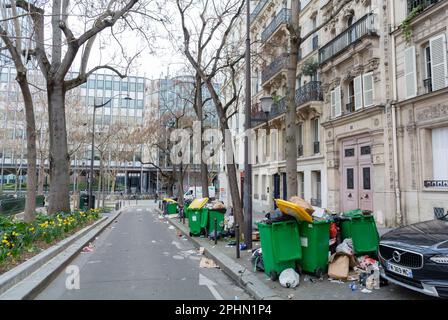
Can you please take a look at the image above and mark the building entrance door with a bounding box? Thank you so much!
[341,137,373,212]
[273,174,280,209]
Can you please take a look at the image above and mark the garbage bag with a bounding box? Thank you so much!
[336,238,354,255]
[251,248,264,272]
[289,196,314,214]
[279,268,300,288]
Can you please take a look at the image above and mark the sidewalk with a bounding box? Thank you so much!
[165,214,428,300]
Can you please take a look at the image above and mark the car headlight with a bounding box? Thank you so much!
[430,255,448,264]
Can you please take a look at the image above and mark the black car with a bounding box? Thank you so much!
[378,217,448,298]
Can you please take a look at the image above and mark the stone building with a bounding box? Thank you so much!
[390,0,448,224]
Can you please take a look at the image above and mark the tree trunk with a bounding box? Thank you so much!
[177,164,185,206]
[285,0,301,199]
[219,125,245,236]
[17,74,37,222]
[47,83,70,214]
[196,74,209,198]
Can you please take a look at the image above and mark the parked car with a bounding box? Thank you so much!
[378,213,448,299]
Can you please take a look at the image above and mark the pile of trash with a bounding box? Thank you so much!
[328,238,381,293]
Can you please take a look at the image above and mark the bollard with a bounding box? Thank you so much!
[214,218,218,245]
[235,224,240,259]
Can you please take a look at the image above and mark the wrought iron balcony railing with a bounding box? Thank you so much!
[407,0,441,14]
[250,0,268,23]
[261,194,268,201]
[295,81,323,106]
[250,98,286,127]
[319,13,376,64]
[261,8,291,43]
[261,53,289,84]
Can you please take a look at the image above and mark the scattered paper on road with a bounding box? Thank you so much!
[199,257,219,269]
[168,226,175,230]
[198,247,205,255]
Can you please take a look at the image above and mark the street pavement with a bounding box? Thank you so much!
[35,204,251,300]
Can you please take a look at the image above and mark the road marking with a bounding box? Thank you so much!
[199,274,223,300]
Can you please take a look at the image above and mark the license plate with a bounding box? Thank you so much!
[387,262,413,278]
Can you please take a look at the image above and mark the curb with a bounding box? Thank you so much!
[160,208,282,300]
[0,209,123,300]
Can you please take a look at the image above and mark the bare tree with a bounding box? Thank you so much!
[175,0,246,237]
[1,0,165,214]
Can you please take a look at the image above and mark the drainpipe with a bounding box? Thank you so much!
[390,0,403,226]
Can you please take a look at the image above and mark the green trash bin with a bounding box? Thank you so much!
[298,220,330,277]
[189,208,209,236]
[341,211,379,255]
[207,208,226,236]
[167,202,177,214]
[258,220,302,281]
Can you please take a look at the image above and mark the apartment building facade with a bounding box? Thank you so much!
[248,0,327,219]
[390,0,448,224]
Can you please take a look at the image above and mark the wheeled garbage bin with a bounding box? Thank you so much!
[298,220,330,277]
[257,220,302,281]
[188,198,209,236]
[341,210,379,255]
[207,208,226,237]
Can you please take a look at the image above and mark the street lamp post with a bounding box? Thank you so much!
[88,94,132,209]
[244,0,252,249]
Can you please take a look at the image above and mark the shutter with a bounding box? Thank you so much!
[354,75,363,110]
[404,46,417,98]
[334,86,341,117]
[330,90,335,118]
[363,72,374,107]
[430,34,448,91]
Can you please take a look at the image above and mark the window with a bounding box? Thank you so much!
[347,168,354,189]
[360,146,371,155]
[121,82,128,91]
[105,80,112,90]
[129,82,136,92]
[137,83,144,92]
[432,127,448,180]
[254,175,259,199]
[96,79,104,89]
[363,167,371,190]
[345,148,355,157]
[262,175,267,200]
[113,81,120,91]
[0,72,8,82]
[313,118,320,154]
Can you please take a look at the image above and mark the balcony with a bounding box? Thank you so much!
[261,8,291,43]
[251,98,286,127]
[313,141,320,154]
[319,13,376,64]
[261,53,289,84]
[250,0,268,23]
[295,81,323,106]
[407,0,442,14]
